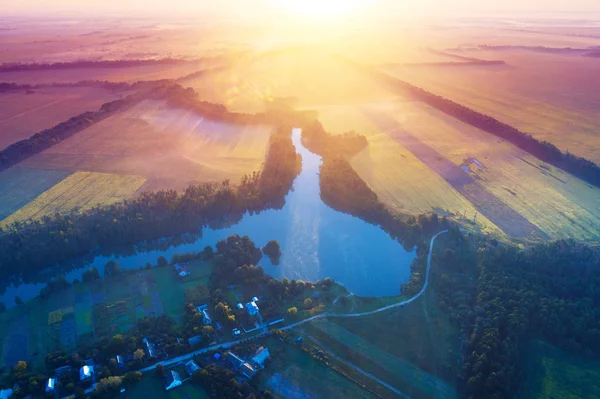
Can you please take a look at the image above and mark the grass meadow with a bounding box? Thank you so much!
[302,288,460,399]
[517,340,600,399]
[257,337,379,399]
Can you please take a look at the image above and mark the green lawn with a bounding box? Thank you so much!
[257,337,379,399]
[517,340,600,399]
[123,375,207,399]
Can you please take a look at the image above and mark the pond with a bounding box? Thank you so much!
[1,128,416,306]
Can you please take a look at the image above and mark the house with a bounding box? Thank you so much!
[116,355,125,368]
[251,347,270,368]
[226,352,246,369]
[46,378,55,393]
[213,353,222,361]
[143,338,157,358]
[188,335,202,346]
[252,296,259,303]
[195,305,212,325]
[202,309,212,326]
[80,365,94,380]
[185,360,200,376]
[245,301,259,316]
[164,370,182,391]
[0,389,13,399]
[232,328,241,337]
[240,363,256,379]
[236,303,244,310]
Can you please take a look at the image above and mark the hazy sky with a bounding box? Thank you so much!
[4,0,600,16]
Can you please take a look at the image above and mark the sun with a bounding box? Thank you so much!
[275,0,367,19]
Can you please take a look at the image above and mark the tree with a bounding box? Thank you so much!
[203,245,214,258]
[14,296,23,305]
[287,307,298,316]
[104,260,121,277]
[157,256,168,267]
[13,360,27,377]
[133,349,145,361]
[155,364,165,378]
[262,240,282,265]
[82,267,100,283]
[202,326,214,336]
[303,298,313,309]
[123,371,142,386]
[94,376,123,396]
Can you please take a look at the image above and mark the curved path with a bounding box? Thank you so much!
[282,229,448,328]
[138,229,449,373]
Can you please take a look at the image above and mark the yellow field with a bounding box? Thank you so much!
[313,103,505,238]
[21,100,273,192]
[1,171,146,226]
[314,99,600,242]
[382,51,600,163]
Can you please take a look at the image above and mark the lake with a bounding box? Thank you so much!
[1,128,416,306]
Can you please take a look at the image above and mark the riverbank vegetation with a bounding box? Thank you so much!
[0,92,301,284]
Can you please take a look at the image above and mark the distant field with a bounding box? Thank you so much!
[0,62,215,86]
[316,98,600,242]
[181,48,396,113]
[0,171,146,227]
[0,166,71,221]
[518,340,600,399]
[19,100,273,193]
[0,87,122,150]
[382,51,600,163]
[122,374,208,399]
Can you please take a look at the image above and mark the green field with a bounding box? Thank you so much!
[0,261,213,369]
[517,340,600,399]
[123,374,208,399]
[303,288,459,399]
[257,337,379,399]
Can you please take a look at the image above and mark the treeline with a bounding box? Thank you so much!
[345,58,600,188]
[304,118,448,250]
[0,121,300,283]
[0,80,132,92]
[0,81,172,172]
[433,231,600,399]
[0,58,191,72]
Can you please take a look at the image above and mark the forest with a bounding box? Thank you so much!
[433,229,600,399]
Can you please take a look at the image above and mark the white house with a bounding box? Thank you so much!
[80,365,94,380]
[246,301,259,316]
[236,303,244,310]
[165,370,183,391]
[46,378,56,393]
